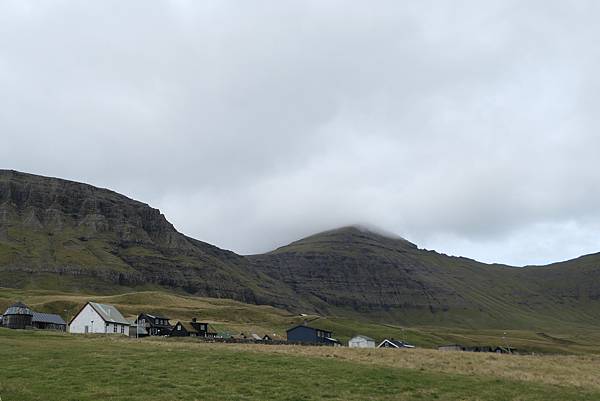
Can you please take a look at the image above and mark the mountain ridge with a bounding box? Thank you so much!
[2,169,600,329]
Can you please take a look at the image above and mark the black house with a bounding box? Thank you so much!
[286,324,340,345]
[169,321,198,337]
[190,318,216,337]
[135,313,172,336]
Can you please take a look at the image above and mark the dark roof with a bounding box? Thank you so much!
[172,321,197,333]
[3,301,33,316]
[140,312,171,320]
[32,312,67,325]
[286,324,332,333]
[378,339,415,348]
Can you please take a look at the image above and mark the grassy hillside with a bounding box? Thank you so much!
[250,226,600,329]
[0,169,301,308]
[3,170,600,331]
[1,329,600,401]
[3,287,600,354]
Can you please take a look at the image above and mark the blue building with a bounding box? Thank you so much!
[286,324,340,346]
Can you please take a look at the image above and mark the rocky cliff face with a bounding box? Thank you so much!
[248,226,486,322]
[0,170,295,306]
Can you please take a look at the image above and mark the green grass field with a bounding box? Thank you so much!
[1,329,600,401]
[2,287,600,400]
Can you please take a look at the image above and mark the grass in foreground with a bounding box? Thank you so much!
[1,329,599,401]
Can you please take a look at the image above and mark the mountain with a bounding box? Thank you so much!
[2,169,600,329]
[0,170,300,307]
[249,226,600,328]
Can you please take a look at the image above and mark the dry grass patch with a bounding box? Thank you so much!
[141,338,600,391]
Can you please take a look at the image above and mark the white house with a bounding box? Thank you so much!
[377,339,415,349]
[69,302,131,336]
[348,335,376,348]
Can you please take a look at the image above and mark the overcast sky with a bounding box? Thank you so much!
[2,1,600,266]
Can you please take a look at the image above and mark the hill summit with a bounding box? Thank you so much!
[273,225,418,253]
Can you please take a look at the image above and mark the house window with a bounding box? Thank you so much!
[177,325,181,330]
[113,325,117,333]
[121,325,125,334]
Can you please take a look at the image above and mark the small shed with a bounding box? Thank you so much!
[348,335,376,348]
[129,322,149,337]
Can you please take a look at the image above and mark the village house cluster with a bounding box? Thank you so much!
[1,300,416,349]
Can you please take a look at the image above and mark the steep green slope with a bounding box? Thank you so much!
[248,226,600,328]
[0,170,299,307]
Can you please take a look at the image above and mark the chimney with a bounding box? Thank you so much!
[192,318,197,323]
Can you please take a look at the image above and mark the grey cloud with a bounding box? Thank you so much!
[2,1,600,265]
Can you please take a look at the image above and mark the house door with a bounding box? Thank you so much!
[85,325,89,334]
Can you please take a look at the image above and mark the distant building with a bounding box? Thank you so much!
[437,344,515,354]
[168,319,215,338]
[69,302,131,335]
[377,339,415,349]
[286,324,340,346]
[32,312,67,331]
[135,313,172,336]
[169,321,198,337]
[129,322,148,337]
[348,335,376,348]
[438,344,465,352]
[189,318,216,337]
[1,302,66,331]
[2,301,33,329]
